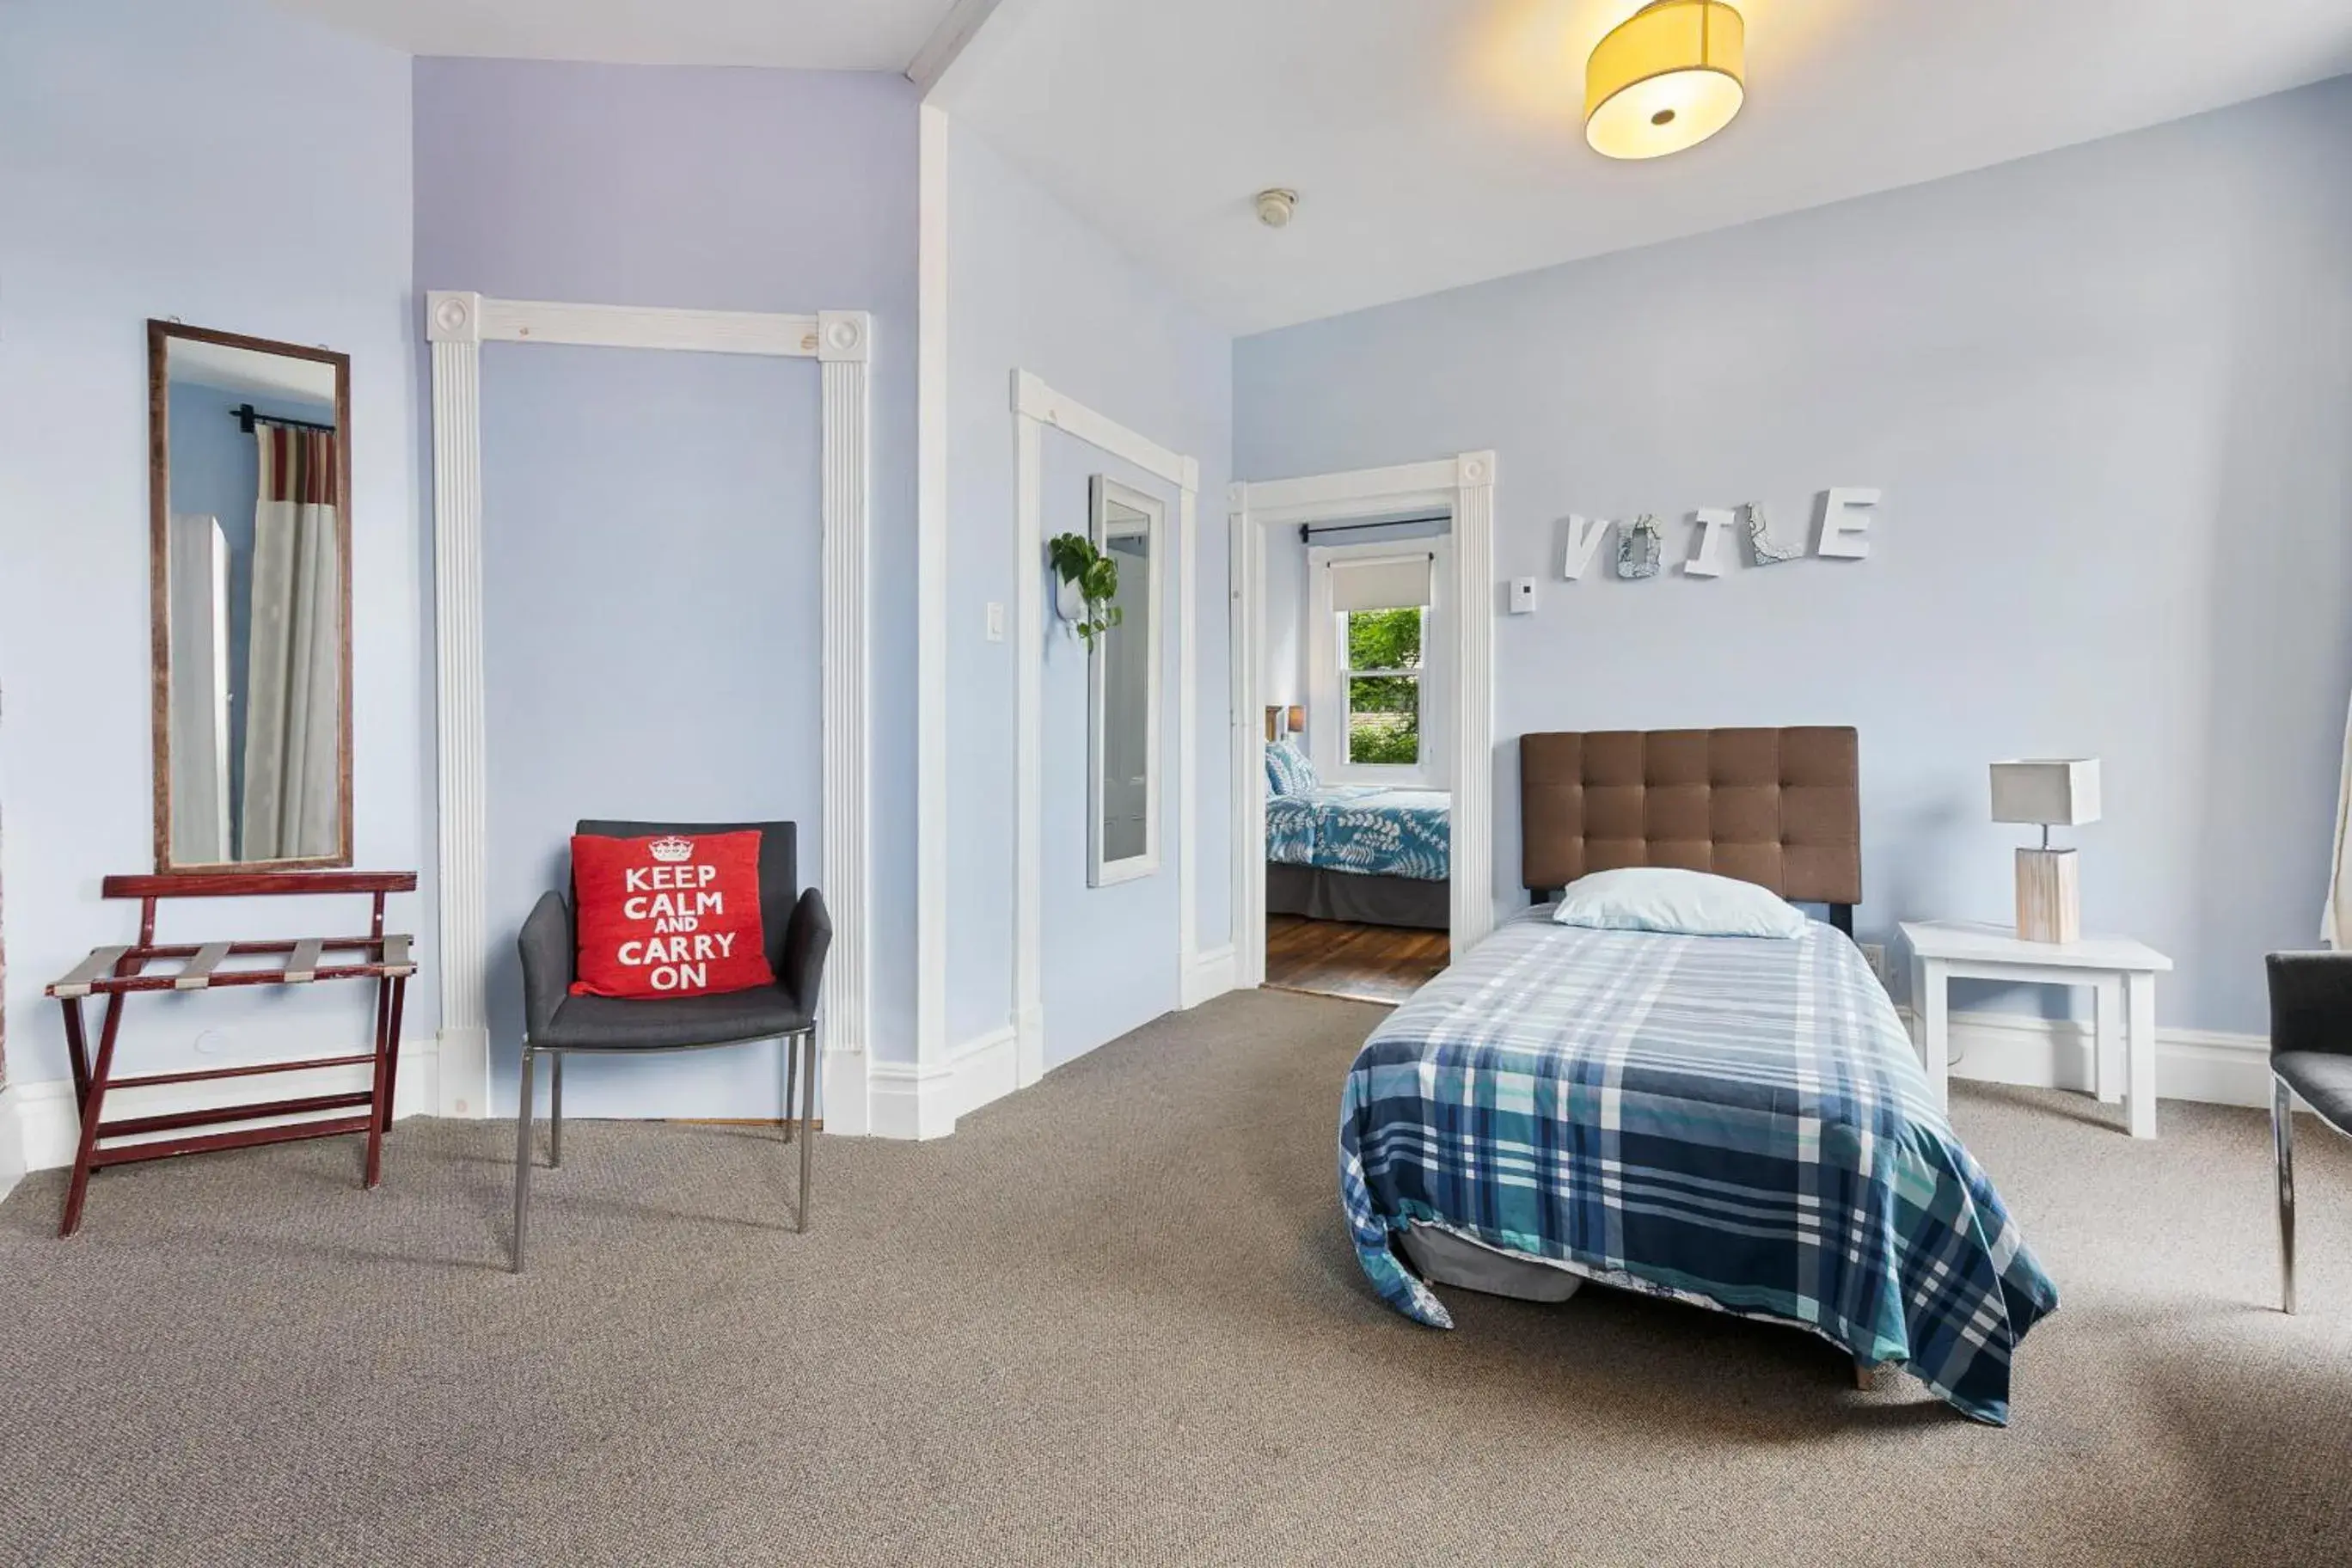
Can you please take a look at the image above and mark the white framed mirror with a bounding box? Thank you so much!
[1087,475,1163,887]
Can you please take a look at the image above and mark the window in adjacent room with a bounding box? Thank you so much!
[1342,604,1424,768]
[1307,536,1449,789]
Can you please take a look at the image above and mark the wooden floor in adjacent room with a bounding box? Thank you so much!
[1264,915,1449,1004]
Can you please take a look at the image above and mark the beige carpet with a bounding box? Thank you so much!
[3,988,2350,1566]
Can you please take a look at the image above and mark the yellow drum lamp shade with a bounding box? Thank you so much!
[1585,1,1746,161]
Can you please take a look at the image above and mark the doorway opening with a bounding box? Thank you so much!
[1228,454,1497,1009]
[1255,515,1455,1003]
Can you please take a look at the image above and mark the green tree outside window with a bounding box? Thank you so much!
[1344,607,1423,766]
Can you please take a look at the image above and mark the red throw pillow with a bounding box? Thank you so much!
[570,830,775,999]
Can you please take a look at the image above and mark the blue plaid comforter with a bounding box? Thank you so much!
[1265,787,1449,880]
[1338,909,2057,1424]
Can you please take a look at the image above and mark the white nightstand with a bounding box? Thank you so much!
[1897,920,2174,1138]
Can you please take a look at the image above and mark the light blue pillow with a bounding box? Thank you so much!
[1550,867,1807,939]
[1265,739,1320,798]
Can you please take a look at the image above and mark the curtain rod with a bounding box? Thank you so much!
[231,402,335,436]
[1299,515,1448,542]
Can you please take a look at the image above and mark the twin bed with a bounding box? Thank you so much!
[1263,739,1450,929]
[1335,727,2057,1424]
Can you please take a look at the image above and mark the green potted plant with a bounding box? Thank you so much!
[1047,531,1123,652]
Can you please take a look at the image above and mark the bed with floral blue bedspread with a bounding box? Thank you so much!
[1264,741,1449,882]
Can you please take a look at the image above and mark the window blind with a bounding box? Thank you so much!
[1329,553,1432,613]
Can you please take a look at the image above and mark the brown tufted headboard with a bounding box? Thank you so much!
[1520,728,1861,932]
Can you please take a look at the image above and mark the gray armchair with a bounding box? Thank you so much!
[2265,951,2352,1312]
[511,818,830,1271]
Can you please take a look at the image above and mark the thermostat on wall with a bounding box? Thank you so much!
[1510,578,1538,615]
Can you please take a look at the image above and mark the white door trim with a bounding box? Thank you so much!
[1228,454,1497,989]
[1011,371,1204,1089]
[424,291,875,1135]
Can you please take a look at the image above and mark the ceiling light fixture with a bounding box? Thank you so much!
[1584,1,1745,161]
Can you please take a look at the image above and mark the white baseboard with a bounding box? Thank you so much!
[868,1057,952,1141]
[14,1080,79,1173]
[436,1024,487,1118]
[1181,944,1237,1009]
[949,1026,1019,1121]
[5,1040,441,1177]
[1905,1006,2272,1109]
[887,955,1236,1141]
[869,1026,1019,1141]
[0,1083,26,1205]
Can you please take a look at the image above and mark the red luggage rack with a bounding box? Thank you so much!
[44,870,419,1237]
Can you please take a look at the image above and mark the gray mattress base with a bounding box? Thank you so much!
[1399,1224,1584,1304]
[1265,861,1449,930]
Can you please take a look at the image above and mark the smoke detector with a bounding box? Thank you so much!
[1254,188,1298,229]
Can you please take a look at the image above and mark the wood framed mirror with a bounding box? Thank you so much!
[149,320,352,871]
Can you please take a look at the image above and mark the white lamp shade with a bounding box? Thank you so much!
[1990,759,2102,827]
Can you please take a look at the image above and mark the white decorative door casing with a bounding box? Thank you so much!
[425,291,875,1133]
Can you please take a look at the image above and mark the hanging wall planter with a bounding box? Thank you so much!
[1046,531,1122,652]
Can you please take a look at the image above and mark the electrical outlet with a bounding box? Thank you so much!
[985,601,1006,642]
[1860,943,1892,992]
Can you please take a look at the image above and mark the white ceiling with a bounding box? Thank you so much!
[273,0,963,72]
[940,0,2352,334]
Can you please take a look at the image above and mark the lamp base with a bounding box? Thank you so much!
[2016,847,2079,944]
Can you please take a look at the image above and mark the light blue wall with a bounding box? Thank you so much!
[1263,527,1308,721]
[1235,77,2352,1034]
[1038,437,1183,1065]
[413,58,920,1106]
[476,345,820,1117]
[0,0,421,1086]
[944,121,1234,1058]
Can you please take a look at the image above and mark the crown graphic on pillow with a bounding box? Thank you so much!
[647,836,695,863]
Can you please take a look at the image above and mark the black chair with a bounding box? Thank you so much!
[512,819,830,1271]
[2265,952,2352,1313]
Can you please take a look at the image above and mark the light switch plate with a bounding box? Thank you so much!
[1509,577,1538,615]
[985,602,1006,642]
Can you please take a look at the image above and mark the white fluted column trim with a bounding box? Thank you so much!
[818,312,873,1136]
[426,291,489,1118]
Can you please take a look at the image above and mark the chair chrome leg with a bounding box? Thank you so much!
[798,1028,816,1234]
[512,1047,536,1273]
[549,1050,564,1168]
[782,1029,798,1145]
[2274,1073,2296,1315]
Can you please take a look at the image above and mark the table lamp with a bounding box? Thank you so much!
[1990,759,2101,943]
[1285,705,1306,738]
